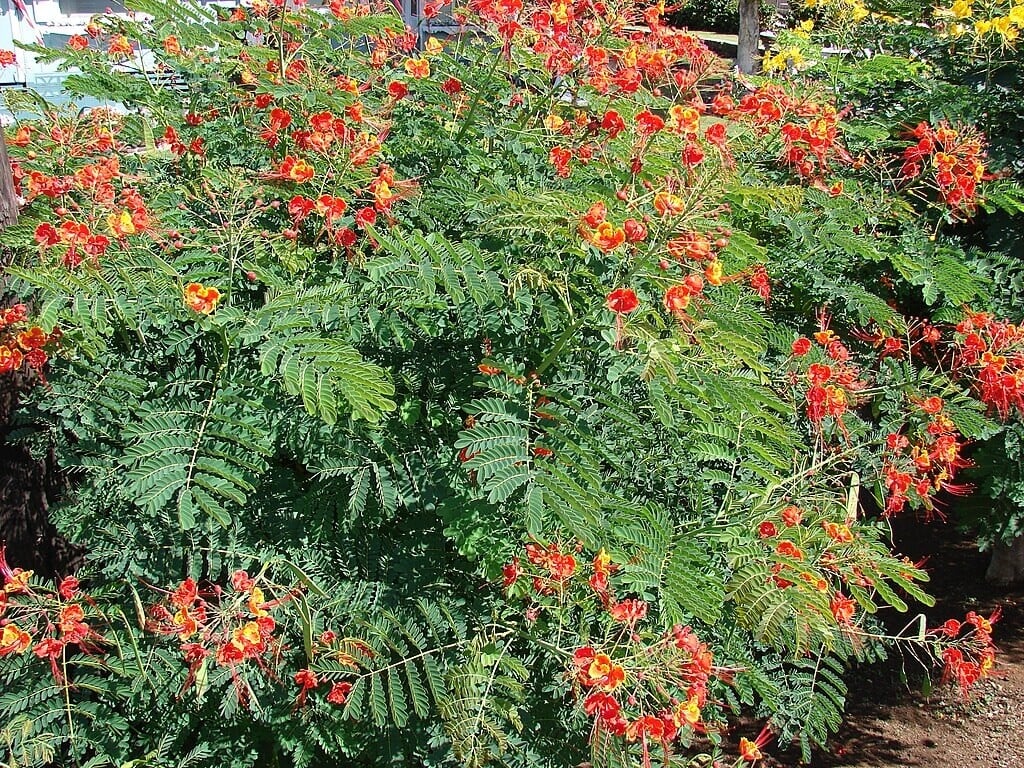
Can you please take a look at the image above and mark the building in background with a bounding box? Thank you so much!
[0,0,452,111]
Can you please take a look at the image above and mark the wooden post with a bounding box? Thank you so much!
[0,130,17,229]
[737,0,761,74]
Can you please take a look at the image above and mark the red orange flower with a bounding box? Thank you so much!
[108,35,133,58]
[739,737,763,761]
[275,156,315,183]
[404,57,430,78]
[587,222,626,252]
[502,558,522,588]
[16,326,46,350]
[293,668,319,707]
[547,551,576,581]
[327,681,353,705]
[183,283,221,315]
[0,345,24,374]
[583,652,625,691]
[653,191,685,217]
[608,598,647,624]
[606,288,639,314]
[830,593,856,625]
[663,284,692,314]
[0,624,31,656]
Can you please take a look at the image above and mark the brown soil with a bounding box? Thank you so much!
[773,518,1024,768]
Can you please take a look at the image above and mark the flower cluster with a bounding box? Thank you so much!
[146,570,294,703]
[779,108,852,184]
[900,121,989,216]
[503,540,737,762]
[517,3,722,178]
[935,0,1024,46]
[881,397,971,517]
[789,320,866,433]
[0,546,104,683]
[933,608,1000,695]
[16,110,157,269]
[504,540,583,597]
[288,630,376,710]
[803,0,872,22]
[0,304,57,377]
[578,202,637,253]
[707,82,856,194]
[756,503,871,627]
[571,624,718,759]
[2,548,371,710]
[951,309,1024,419]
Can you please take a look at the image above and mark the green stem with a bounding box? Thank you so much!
[453,51,505,147]
[536,316,588,377]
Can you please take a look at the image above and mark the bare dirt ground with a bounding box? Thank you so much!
[773,518,1024,768]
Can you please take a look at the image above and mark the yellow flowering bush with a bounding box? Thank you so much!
[935,0,1024,45]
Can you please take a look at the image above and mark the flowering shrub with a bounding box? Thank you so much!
[783,0,1024,549]
[0,0,1021,766]
[934,0,1024,45]
[0,304,56,376]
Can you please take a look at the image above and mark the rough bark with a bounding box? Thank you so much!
[737,0,761,74]
[0,130,81,577]
[0,130,18,229]
[986,535,1024,587]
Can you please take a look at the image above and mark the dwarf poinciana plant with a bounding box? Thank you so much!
[0,0,1022,766]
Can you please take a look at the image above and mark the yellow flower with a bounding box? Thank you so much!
[975,18,993,34]
[0,624,32,654]
[763,53,784,73]
[543,113,565,131]
[800,19,815,32]
[1010,5,1024,25]
[949,22,967,37]
[235,621,263,647]
[677,695,702,725]
[424,36,443,55]
[108,209,136,237]
[764,47,806,72]
[993,16,1018,39]
[248,586,268,617]
[950,0,973,19]
[4,570,33,593]
[403,57,430,78]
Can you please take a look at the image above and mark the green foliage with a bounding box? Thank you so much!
[774,652,849,762]
[0,0,1017,766]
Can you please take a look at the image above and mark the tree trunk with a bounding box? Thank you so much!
[986,535,1024,587]
[737,0,761,75]
[0,130,81,577]
[0,130,18,228]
